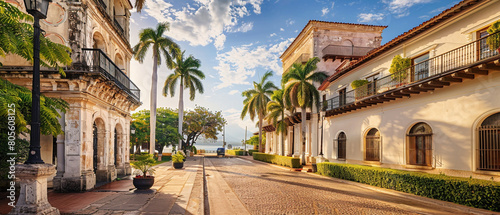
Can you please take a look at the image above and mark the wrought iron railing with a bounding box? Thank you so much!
[322,45,374,58]
[81,48,140,102]
[114,18,124,35]
[320,31,500,112]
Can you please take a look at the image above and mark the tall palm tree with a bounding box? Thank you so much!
[162,51,205,150]
[133,22,179,154]
[241,71,278,152]
[265,88,289,156]
[282,57,327,164]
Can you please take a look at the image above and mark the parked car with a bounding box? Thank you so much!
[217,148,225,156]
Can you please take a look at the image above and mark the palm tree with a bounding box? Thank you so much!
[282,57,327,164]
[133,22,179,154]
[241,71,278,152]
[266,88,289,156]
[162,51,205,150]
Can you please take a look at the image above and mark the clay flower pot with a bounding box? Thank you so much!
[133,176,155,190]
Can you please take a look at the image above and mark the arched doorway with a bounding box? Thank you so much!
[337,132,346,160]
[365,128,380,161]
[478,113,500,171]
[407,122,432,166]
[93,118,106,181]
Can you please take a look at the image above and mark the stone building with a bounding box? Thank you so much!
[267,0,500,180]
[0,0,141,191]
[265,21,386,163]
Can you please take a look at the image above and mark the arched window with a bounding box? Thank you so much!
[407,123,432,166]
[338,132,346,160]
[365,128,380,161]
[478,113,500,171]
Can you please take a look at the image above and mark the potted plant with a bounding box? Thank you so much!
[131,154,156,190]
[351,79,370,99]
[389,55,411,85]
[178,150,186,161]
[486,20,500,53]
[172,152,184,169]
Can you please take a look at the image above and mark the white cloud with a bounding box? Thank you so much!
[142,0,263,50]
[270,33,277,37]
[286,19,295,26]
[383,0,433,17]
[214,34,226,50]
[228,22,254,33]
[280,28,284,32]
[214,38,294,89]
[229,90,240,95]
[358,13,384,23]
[321,7,329,16]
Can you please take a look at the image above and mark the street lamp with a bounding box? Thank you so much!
[319,108,325,157]
[131,127,136,134]
[24,0,51,164]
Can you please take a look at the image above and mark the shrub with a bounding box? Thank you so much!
[351,79,370,89]
[131,154,156,177]
[172,152,184,164]
[253,153,301,168]
[247,150,258,155]
[317,162,500,212]
[389,55,411,81]
[487,20,500,50]
[226,149,245,155]
[192,146,197,154]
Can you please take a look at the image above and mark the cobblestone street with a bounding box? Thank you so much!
[206,157,493,215]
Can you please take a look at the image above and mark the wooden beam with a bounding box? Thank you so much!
[422,83,443,89]
[465,68,488,76]
[401,88,420,94]
[478,63,500,71]
[451,72,474,79]
[385,93,403,99]
[494,60,500,66]
[416,85,434,91]
[439,77,462,83]
[428,80,450,86]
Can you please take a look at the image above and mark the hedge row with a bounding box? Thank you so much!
[253,153,301,168]
[317,162,500,211]
[247,150,259,155]
[226,149,246,155]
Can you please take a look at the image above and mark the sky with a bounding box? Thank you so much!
[128,0,460,145]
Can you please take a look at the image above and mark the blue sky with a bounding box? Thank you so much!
[128,0,459,145]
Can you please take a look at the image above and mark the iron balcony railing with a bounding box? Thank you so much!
[322,45,374,58]
[81,48,140,102]
[114,18,124,35]
[320,31,500,112]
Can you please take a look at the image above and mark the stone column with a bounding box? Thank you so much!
[264,132,270,154]
[10,164,59,215]
[311,114,318,158]
[293,126,300,157]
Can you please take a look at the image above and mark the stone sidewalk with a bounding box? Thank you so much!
[0,156,203,215]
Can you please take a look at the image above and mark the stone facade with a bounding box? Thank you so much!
[0,0,139,192]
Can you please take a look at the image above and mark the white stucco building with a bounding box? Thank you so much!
[266,0,500,180]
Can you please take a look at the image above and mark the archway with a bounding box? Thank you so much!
[407,122,432,166]
[478,112,500,171]
[365,128,380,161]
[92,32,107,53]
[337,132,346,160]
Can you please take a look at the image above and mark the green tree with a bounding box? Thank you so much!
[183,106,226,150]
[0,0,72,72]
[162,51,205,148]
[241,71,278,153]
[282,57,327,164]
[265,88,289,156]
[246,134,266,150]
[389,55,411,82]
[133,22,180,154]
[130,108,180,155]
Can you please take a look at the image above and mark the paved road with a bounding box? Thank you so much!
[206,157,485,215]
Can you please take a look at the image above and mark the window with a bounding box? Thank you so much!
[366,73,379,95]
[338,88,346,107]
[478,113,500,171]
[365,128,380,161]
[338,132,346,160]
[412,53,429,81]
[407,123,432,166]
[477,28,498,60]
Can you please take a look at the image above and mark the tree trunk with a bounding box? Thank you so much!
[178,79,184,151]
[258,114,263,153]
[150,49,158,154]
[301,107,306,165]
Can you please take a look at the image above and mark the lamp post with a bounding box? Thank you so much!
[319,109,325,157]
[24,0,51,164]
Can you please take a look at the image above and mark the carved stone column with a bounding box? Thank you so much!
[10,164,59,215]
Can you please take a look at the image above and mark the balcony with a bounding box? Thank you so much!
[320,31,500,116]
[81,48,140,102]
[322,45,374,60]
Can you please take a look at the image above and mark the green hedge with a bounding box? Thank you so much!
[253,153,301,168]
[226,149,245,156]
[317,162,500,211]
[247,150,258,155]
